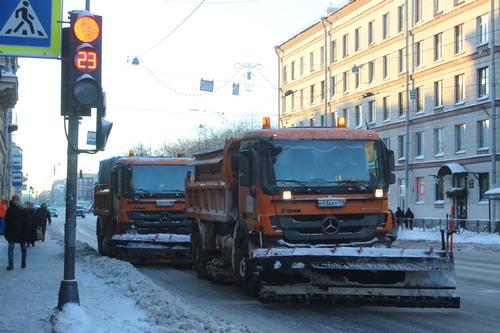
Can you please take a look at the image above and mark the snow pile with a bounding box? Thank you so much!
[398,228,500,245]
[52,239,252,333]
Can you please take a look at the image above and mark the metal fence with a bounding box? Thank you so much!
[396,217,500,233]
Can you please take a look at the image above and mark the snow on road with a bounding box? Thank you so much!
[397,227,500,245]
[51,232,253,333]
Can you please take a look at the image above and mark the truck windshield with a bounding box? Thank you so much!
[266,139,384,189]
[130,165,193,196]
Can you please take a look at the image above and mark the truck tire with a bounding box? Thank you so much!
[97,217,112,257]
[234,223,259,296]
[97,217,105,255]
[192,228,208,279]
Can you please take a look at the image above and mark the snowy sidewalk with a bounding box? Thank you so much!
[397,227,500,245]
[0,227,252,333]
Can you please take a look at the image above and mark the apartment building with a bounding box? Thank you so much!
[276,0,500,220]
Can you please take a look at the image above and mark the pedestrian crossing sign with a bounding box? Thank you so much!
[0,0,61,58]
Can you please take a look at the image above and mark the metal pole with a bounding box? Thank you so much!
[404,0,410,210]
[275,46,282,128]
[85,0,90,11]
[490,0,497,232]
[321,17,328,127]
[58,114,80,309]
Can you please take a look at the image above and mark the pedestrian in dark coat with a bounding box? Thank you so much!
[25,202,36,247]
[4,195,28,270]
[404,207,415,230]
[395,207,404,228]
[34,203,51,241]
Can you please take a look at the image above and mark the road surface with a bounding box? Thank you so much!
[55,212,500,333]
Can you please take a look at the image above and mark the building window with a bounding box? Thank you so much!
[435,176,444,201]
[291,61,295,81]
[320,46,325,67]
[368,100,376,124]
[282,94,286,114]
[477,15,489,46]
[355,27,361,51]
[382,13,390,39]
[479,173,489,201]
[398,91,405,116]
[310,118,314,127]
[478,67,489,98]
[383,96,390,120]
[455,74,465,103]
[434,80,443,107]
[342,108,348,127]
[355,105,362,127]
[343,71,349,92]
[331,112,337,128]
[416,131,424,157]
[416,86,424,112]
[434,127,444,155]
[290,91,295,110]
[455,124,466,152]
[299,56,304,76]
[310,84,315,105]
[299,89,304,107]
[309,51,315,72]
[383,55,389,79]
[415,0,423,24]
[368,20,374,44]
[398,5,404,32]
[343,34,349,57]
[320,115,325,127]
[454,24,464,54]
[383,137,390,149]
[283,65,287,83]
[330,76,336,97]
[398,135,406,159]
[330,40,337,63]
[416,177,425,203]
[368,61,374,84]
[434,0,443,14]
[320,80,325,100]
[478,119,490,149]
[299,121,304,127]
[398,48,404,73]
[434,33,443,61]
[354,69,360,89]
[415,40,424,68]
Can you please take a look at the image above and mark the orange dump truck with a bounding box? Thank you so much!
[94,156,193,262]
[186,127,459,307]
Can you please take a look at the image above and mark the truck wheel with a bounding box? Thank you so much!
[97,218,112,257]
[97,218,105,255]
[234,224,259,297]
[192,229,208,279]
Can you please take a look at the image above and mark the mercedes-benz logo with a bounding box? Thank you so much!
[159,212,171,223]
[321,216,339,235]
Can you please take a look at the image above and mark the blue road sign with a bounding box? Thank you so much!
[0,0,61,58]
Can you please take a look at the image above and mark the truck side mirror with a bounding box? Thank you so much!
[239,150,252,186]
[387,149,395,172]
[231,155,239,174]
[110,170,118,193]
[389,173,396,185]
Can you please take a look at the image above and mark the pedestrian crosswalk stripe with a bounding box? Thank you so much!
[0,0,47,38]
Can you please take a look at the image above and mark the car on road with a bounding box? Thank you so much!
[76,205,86,218]
[48,207,58,218]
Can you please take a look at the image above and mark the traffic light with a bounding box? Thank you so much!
[96,92,112,151]
[61,11,102,116]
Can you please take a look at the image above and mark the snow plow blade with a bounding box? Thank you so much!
[112,234,191,264]
[250,247,460,308]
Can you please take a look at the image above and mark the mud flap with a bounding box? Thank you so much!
[250,247,460,308]
[112,233,191,264]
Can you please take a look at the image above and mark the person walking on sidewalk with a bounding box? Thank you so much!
[25,202,36,247]
[404,207,415,230]
[0,196,7,236]
[4,195,29,270]
[34,203,51,241]
[395,207,404,229]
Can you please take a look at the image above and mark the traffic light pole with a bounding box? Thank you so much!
[58,114,80,309]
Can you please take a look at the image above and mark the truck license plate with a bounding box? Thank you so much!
[317,198,346,208]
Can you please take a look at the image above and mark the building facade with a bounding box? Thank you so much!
[0,56,19,200]
[277,0,500,220]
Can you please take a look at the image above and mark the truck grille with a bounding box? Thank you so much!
[127,210,191,234]
[270,214,386,244]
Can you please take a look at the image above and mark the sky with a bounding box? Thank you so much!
[12,0,347,192]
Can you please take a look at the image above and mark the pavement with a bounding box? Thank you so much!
[0,225,62,333]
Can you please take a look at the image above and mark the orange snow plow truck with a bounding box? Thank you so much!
[94,156,193,263]
[186,127,459,307]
